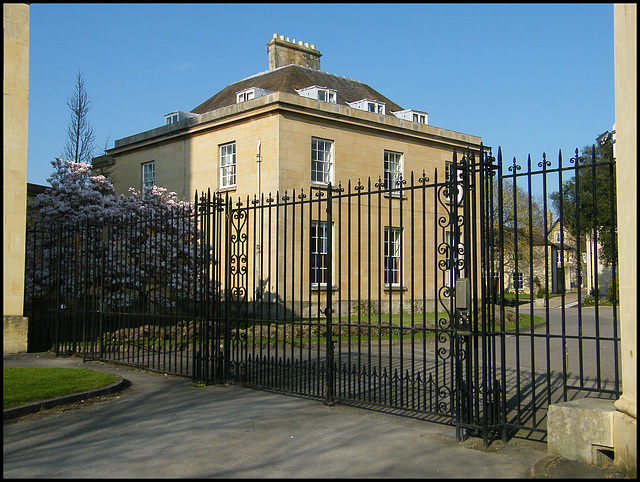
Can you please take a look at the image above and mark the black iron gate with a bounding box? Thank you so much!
[26,143,620,444]
[216,148,485,440]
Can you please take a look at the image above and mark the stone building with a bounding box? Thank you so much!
[95,34,486,316]
[96,34,482,202]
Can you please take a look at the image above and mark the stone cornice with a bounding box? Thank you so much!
[108,92,485,155]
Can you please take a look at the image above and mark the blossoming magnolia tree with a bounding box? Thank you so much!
[26,159,217,314]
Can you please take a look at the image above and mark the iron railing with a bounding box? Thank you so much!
[24,144,620,445]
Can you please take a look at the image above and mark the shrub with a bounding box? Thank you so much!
[352,300,377,317]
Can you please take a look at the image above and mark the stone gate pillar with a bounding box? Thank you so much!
[611,3,636,477]
[3,3,30,354]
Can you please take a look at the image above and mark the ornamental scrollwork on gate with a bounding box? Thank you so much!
[227,198,249,381]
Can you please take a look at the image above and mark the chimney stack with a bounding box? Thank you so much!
[267,33,322,70]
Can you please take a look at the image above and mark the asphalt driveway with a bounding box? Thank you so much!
[4,353,550,478]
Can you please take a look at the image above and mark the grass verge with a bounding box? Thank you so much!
[3,367,118,409]
[70,311,545,349]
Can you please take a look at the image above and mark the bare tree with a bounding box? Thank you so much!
[491,176,547,258]
[63,70,96,163]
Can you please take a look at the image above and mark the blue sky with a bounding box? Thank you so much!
[26,3,614,189]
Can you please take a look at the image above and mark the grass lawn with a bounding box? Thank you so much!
[88,310,545,349]
[3,367,118,409]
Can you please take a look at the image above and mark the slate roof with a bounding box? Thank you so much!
[191,64,404,114]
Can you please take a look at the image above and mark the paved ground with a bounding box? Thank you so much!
[3,351,627,478]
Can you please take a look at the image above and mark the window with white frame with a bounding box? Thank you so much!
[165,113,179,125]
[513,272,524,291]
[311,221,329,286]
[445,231,454,288]
[164,111,197,125]
[384,227,402,286]
[391,109,428,125]
[412,113,427,124]
[444,161,464,202]
[142,162,155,190]
[384,150,403,190]
[317,89,336,103]
[236,89,255,103]
[369,102,383,113]
[555,232,561,243]
[235,87,271,104]
[347,99,385,115]
[444,162,452,201]
[295,86,337,103]
[220,142,236,188]
[311,137,333,184]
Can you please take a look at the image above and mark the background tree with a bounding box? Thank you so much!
[488,157,547,295]
[28,158,122,224]
[63,70,96,164]
[491,170,546,261]
[550,139,617,266]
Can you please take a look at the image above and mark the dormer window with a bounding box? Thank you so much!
[165,113,179,125]
[165,111,197,125]
[235,87,271,104]
[236,89,255,103]
[347,99,386,115]
[413,113,427,124]
[391,109,428,125]
[295,85,337,103]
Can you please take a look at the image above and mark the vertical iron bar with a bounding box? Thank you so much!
[377,178,383,405]
[298,190,304,394]
[497,148,508,431]
[325,183,334,405]
[607,144,620,394]
[511,156,522,428]
[367,177,373,403]
[559,151,567,401]
[541,154,551,407]
[399,171,404,408]
[347,180,352,400]
[574,147,584,386]
[410,172,415,409]
[336,184,343,400]
[478,146,490,443]
[357,181,363,401]
[224,193,231,383]
[527,154,537,429]
[590,145,601,388]
[274,191,280,389]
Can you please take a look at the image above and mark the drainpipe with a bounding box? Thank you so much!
[256,139,262,301]
[256,139,261,197]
